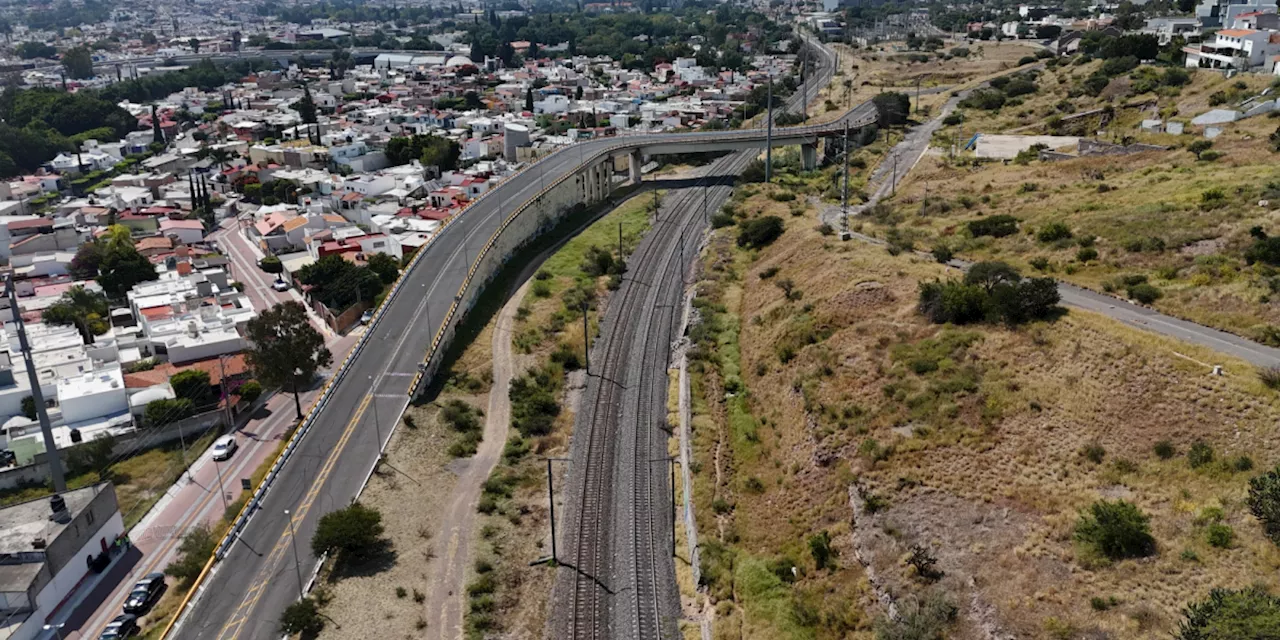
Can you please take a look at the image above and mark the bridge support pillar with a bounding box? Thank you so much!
[599,160,611,198]
[801,143,818,172]
[629,150,642,184]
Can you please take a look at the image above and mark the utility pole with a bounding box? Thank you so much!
[765,69,773,183]
[543,457,570,564]
[284,509,305,598]
[8,273,65,493]
[892,155,898,197]
[581,299,590,375]
[369,375,382,449]
[800,56,807,122]
[915,76,921,114]
[618,220,623,261]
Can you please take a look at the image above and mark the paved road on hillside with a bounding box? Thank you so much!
[174,34,861,640]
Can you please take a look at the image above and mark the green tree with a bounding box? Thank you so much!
[1188,139,1214,160]
[872,92,911,126]
[61,45,94,80]
[296,83,317,124]
[145,398,196,426]
[20,395,35,420]
[279,597,324,636]
[97,227,159,297]
[169,369,212,406]
[42,285,109,343]
[188,37,200,53]
[165,523,216,586]
[16,41,57,59]
[1178,586,1280,639]
[310,503,385,559]
[1248,465,1280,544]
[260,255,283,274]
[1074,499,1155,560]
[244,302,332,420]
[366,252,399,284]
[736,216,785,249]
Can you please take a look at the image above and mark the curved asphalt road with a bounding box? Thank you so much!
[172,34,860,640]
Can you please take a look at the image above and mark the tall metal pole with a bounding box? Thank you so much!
[800,56,807,122]
[581,299,590,375]
[765,69,773,183]
[8,274,65,492]
[892,155,898,197]
[546,458,557,563]
[369,375,382,448]
[284,509,305,599]
[618,220,623,261]
[669,458,676,554]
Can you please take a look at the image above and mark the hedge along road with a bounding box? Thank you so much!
[171,57,868,640]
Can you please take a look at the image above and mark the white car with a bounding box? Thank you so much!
[211,435,237,461]
[360,309,374,325]
[272,279,290,292]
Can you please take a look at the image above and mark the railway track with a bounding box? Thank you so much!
[558,33,836,640]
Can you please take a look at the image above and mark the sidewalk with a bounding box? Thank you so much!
[61,389,319,638]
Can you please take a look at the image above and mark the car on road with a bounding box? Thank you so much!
[122,572,166,614]
[360,309,374,325]
[211,435,237,462]
[99,613,139,638]
[272,278,290,292]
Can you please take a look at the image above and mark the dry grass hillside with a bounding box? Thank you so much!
[861,61,1280,341]
[687,182,1280,639]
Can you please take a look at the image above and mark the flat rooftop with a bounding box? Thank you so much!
[0,484,102,557]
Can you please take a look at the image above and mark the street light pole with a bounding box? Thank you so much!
[368,375,382,449]
[284,509,305,599]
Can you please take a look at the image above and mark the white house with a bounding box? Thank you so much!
[1185,28,1280,69]
[158,218,205,245]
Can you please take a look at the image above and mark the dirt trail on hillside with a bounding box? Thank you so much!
[423,280,529,639]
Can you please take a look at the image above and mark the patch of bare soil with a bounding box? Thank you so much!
[315,400,465,639]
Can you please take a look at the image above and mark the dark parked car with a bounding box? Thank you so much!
[122,572,165,614]
[99,613,139,639]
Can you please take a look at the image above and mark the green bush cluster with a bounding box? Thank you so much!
[1074,499,1156,560]
[917,262,1060,326]
[509,364,562,437]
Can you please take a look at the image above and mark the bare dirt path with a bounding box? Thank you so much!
[423,280,529,639]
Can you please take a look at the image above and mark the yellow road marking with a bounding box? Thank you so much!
[216,393,375,640]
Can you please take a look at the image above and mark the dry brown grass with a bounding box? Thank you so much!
[688,185,1280,639]
[314,399,463,639]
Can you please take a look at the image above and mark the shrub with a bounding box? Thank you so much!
[1080,442,1106,464]
[968,214,1019,238]
[1187,440,1214,469]
[237,380,263,403]
[1248,465,1280,544]
[907,545,943,582]
[1076,247,1098,262]
[808,531,836,570]
[1029,256,1050,271]
[1206,523,1234,549]
[1036,222,1073,243]
[874,594,957,640]
[942,112,963,126]
[260,255,283,274]
[1262,367,1280,391]
[1177,587,1280,639]
[279,597,324,636]
[145,398,196,427]
[959,88,1006,110]
[930,245,954,263]
[165,523,216,587]
[710,212,735,228]
[1188,139,1214,160]
[918,263,1060,326]
[1154,440,1176,459]
[1074,499,1156,560]
[1126,283,1162,304]
[737,216,785,249]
